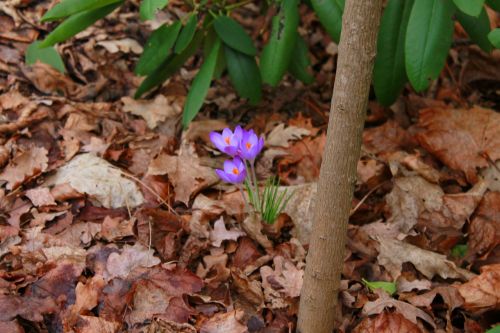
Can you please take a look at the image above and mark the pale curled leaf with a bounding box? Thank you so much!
[0,147,48,190]
[47,153,144,209]
[209,217,246,247]
[377,237,476,281]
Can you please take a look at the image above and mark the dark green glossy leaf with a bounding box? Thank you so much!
[486,0,500,11]
[25,41,66,73]
[485,325,500,333]
[41,0,122,22]
[288,34,313,84]
[457,8,493,52]
[405,0,454,92]
[174,14,197,54]
[362,279,397,296]
[135,31,203,98]
[214,16,256,56]
[311,0,344,43]
[225,45,262,104]
[373,0,413,106]
[182,39,221,127]
[135,21,181,76]
[453,0,484,17]
[140,0,169,21]
[40,2,122,47]
[260,0,299,87]
[489,29,500,48]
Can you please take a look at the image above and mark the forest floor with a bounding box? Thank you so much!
[0,1,499,332]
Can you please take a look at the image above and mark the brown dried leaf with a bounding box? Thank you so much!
[147,152,218,205]
[468,191,500,259]
[122,94,183,129]
[353,311,424,333]
[456,264,500,313]
[25,187,56,206]
[260,255,303,308]
[363,120,413,155]
[377,237,475,281]
[100,216,135,242]
[241,213,273,250]
[362,290,435,328]
[105,243,160,281]
[0,294,57,322]
[200,310,248,333]
[0,147,48,190]
[416,107,500,183]
[73,315,120,333]
[210,217,246,247]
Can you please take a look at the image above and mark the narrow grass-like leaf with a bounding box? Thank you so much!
[453,0,484,17]
[310,0,344,43]
[289,34,314,84]
[488,29,500,48]
[182,39,221,127]
[260,0,299,86]
[140,0,169,21]
[42,0,122,22]
[373,0,413,106]
[457,8,493,52]
[224,45,262,104]
[40,2,122,47]
[214,16,256,56]
[135,21,181,76]
[135,31,203,98]
[25,41,66,73]
[405,0,454,92]
[175,14,197,54]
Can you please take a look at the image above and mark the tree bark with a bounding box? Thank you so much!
[297,1,383,332]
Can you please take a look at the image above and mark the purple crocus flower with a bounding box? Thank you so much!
[215,157,247,184]
[239,129,264,160]
[209,126,243,156]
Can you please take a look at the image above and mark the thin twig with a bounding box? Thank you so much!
[349,181,387,217]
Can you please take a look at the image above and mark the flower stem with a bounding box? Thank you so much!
[250,160,261,211]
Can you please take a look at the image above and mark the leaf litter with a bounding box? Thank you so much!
[0,1,498,332]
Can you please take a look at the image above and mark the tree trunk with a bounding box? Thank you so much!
[297,1,383,332]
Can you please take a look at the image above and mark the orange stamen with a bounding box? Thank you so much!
[224,137,230,144]
[232,168,239,175]
[245,142,252,150]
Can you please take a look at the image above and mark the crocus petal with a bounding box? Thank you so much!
[215,169,231,183]
[210,132,227,152]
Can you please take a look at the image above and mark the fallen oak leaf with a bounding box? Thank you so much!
[260,256,303,308]
[104,243,160,281]
[0,147,48,190]
[376,237,475,281]
[455,263,500,313]
[241,213,273,250]
[200,310,248,333]
[121,94,183,129]
[147,152,218,206]
[46,153,144,209]
[210,217,246,247]
[362,290,435,328]
[416,107,500,183]
[25,187,56,206]
[353,311,424,333]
